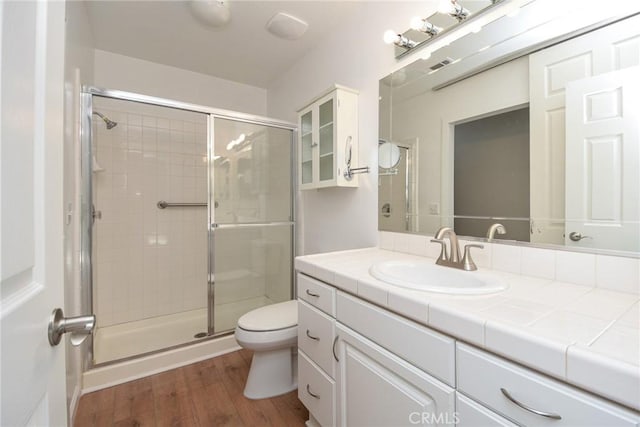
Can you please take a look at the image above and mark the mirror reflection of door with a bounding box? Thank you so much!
[529,15,640,248]
[565,67,640,252]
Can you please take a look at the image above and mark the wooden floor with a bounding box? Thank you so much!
[74,349,308,427]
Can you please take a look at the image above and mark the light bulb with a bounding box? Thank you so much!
[383,30,398,45]
[410,16,424,31]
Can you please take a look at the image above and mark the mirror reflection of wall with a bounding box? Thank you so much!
[379,10,640,255]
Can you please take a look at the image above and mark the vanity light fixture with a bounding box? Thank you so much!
[437,0,470,22]
[410,17,443,36]
[383,30,418,49]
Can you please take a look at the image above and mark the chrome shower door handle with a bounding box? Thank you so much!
[48,308,96,347]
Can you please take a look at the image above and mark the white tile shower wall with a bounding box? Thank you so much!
[93,104,208,327]
[378,232,640,295]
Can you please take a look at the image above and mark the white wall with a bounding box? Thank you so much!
[94,50,268,116]
[62,1,94,423]
[266,2,437,255]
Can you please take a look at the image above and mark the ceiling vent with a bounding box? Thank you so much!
[430,57,454,71]
[266,12,308,40]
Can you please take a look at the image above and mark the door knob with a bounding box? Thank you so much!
[569,232,591,242]
[48,308,96,347]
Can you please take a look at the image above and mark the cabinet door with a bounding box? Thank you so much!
[318,96,335,184]
[299,106,314,187]
[336,324,455,427]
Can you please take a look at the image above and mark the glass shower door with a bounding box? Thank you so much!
[210,117,293,334]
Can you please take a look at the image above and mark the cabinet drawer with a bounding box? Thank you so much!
[298,300,336,378]
[336,291,456,386]
[299,350,335,427]
[297,273,336,316]
[457,343,640,426]
[456,393,517,427]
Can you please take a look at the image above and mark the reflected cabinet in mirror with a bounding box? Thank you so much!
[379,1,640,255]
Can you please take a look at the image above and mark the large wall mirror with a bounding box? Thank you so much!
[379,0,640,255]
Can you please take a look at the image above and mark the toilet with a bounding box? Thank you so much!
[234,300,298,399]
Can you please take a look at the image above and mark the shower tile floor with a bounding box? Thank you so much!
[94,296,274,364]
[74,349,308,426]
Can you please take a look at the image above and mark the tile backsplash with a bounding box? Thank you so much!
[379,231,640,295]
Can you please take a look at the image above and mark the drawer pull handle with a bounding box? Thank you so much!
[305,289,320,297]
[500,388,562,420]
[306,384,320,399]
[332,335,340,362]
[306,329,320,341]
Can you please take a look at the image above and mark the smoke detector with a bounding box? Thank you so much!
[266,12,308,40]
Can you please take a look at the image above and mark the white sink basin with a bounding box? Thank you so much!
[369,260,508,295]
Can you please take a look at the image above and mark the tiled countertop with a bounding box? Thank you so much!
[295,247,640,411]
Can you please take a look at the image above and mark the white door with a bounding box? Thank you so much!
[528,14,640,245]
[565,67,640,251]
[1,1,67,425]
[336,324,455,427]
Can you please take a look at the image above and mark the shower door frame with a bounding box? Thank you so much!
[81,86,297,367]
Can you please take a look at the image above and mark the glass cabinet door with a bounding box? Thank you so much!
[300,110,313,185]
[318,98,334,182]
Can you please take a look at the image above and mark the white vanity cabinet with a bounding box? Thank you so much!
[298,85,359,190]
[296,271,640,427]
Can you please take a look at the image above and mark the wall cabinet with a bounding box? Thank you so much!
[298,85,359,190]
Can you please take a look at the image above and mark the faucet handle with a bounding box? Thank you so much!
[430,239,448,262]
[462,244,484,271]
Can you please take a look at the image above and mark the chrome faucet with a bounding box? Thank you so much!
[430,227,484,271]
[487,223,506,242]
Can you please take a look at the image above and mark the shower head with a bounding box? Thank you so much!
[93,111,118,129]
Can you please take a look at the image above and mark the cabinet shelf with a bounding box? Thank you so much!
[319,122,334,131]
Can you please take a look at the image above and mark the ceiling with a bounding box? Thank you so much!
[85,1,361,89]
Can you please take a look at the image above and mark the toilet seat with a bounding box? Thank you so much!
[235,301,298,352]
[237,300,297,331]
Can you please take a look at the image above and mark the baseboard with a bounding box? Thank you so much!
[82,335,241,393]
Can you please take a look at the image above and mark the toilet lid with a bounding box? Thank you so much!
[237,300,298,332]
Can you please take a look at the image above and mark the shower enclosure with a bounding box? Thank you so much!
[82,88,295,365]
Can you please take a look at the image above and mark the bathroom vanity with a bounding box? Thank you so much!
[295,244,640,426]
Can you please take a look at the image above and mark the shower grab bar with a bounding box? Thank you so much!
[157,200,207,209]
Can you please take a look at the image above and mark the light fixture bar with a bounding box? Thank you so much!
[438,0,470,22]
[410,17,443,36]
[383,30,418,49]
